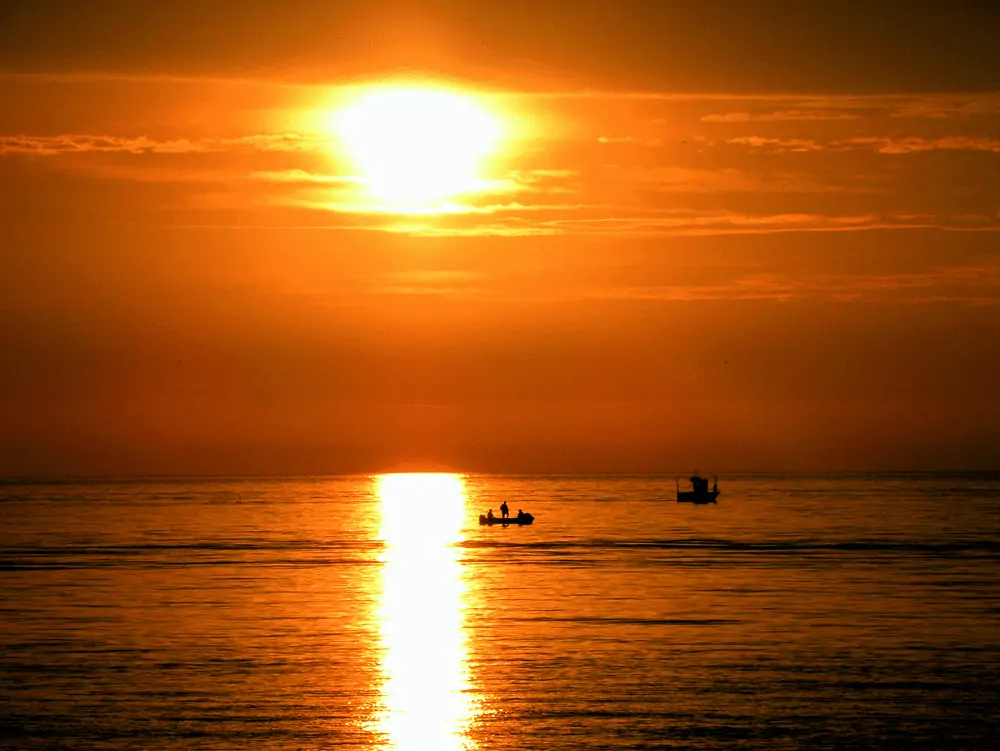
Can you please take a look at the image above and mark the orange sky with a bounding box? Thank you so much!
[2,2,999,475]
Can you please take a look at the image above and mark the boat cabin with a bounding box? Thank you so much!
[690,475,712,493]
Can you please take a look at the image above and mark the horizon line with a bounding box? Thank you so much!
[3,468,997,484]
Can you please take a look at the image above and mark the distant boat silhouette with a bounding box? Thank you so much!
[479,512,534,525]
[676,475,719,504]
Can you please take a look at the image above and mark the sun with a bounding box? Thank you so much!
[333,87,500,207]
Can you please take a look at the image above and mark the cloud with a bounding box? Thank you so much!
[478,169,583,196]
[726,136,824,152]
[691,94,1000,121]
[0,133,330,156]
[291,197,592,218]
[231,134,331,152]
[80,205,1000,240]
[0,134,214,155]
[499,210,1000,239]
[841,136,1000,154]
[250,169,360,185]
[356,262,1000,304]
[501,210,880,238]
[260,166,587,218]
[151,199,1000,238]
[702,110,858,123]
[633,166,850,194]
[725,134,1000,154]
[380,222,559,237]
[574,264,1000,305]
[887,96,1000,119]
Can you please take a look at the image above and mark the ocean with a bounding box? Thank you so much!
[2,472,998,750]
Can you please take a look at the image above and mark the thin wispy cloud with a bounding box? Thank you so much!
[347,261,1000,305]
[250,169,360,185]
[569,264,1000,305]
[724,134,1000,154]
[841,135,1000,154]
[725,136,824,152]
[526,211,882,237]
[0,133,331,156]
[0,134,215,155]
[702,110,859,123]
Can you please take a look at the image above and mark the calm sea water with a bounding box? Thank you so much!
[2,473,999,750]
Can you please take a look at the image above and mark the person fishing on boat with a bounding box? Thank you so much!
[516,508,525,521]
[487,508,495,521]
[500,500,509,519]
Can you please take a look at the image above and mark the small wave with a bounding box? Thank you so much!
[512,615,741,626]
[459,537,1000,555]
[1,539,382,555]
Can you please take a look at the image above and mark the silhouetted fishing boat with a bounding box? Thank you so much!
[677,475,719,504]
[479,512,534,525]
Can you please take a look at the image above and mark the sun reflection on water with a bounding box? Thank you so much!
[373,473,476,750]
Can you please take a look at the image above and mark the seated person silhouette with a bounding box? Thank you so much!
[487,508,494,521]
[500,501,509,518]
[516,508,524,520]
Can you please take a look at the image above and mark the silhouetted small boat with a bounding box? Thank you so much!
[677,475,719,504]
[479,512,534,525]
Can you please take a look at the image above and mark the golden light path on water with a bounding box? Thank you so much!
[372,473,477,750]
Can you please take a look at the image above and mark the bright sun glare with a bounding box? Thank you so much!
[334,87,500,207]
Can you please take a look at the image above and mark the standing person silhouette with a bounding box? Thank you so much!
[500,500,509,519]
